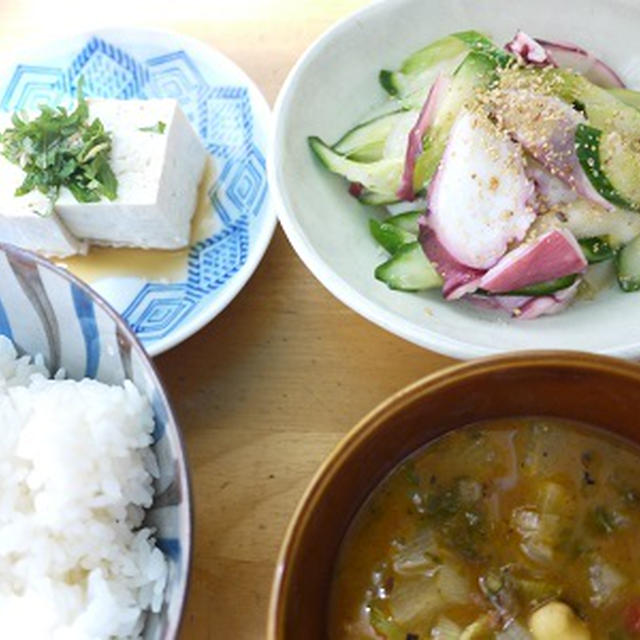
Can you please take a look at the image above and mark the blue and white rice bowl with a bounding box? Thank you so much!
[0,242,191,639]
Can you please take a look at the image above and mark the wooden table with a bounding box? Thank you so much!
[0,1,456,637]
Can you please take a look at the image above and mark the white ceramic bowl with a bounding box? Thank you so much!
[271,0,640,360]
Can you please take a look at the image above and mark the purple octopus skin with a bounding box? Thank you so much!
[469,279,580,319]
[418,222,484,300]
[503,30,624,88]
[495,91,615,211]
[534,38,625,89]
[518,279,581,319]
[479,228,588,294]
[505,30,555,66]
[504,30,626,89]
[397,74,449,201]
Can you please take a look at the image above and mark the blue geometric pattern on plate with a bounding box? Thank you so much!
[212,144,267,225]
[68,36,150,98]
[124,283,196,342]
[0,30,272,355]
[146,50,206,123]
[188,217,250,294]
[1,65,67,111]
[198,85,253,159]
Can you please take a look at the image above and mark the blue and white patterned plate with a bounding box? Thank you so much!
[0,28,275,356]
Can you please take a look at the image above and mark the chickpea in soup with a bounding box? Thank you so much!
[329,418,640,639]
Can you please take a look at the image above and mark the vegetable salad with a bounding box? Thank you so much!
[309,31,640,319]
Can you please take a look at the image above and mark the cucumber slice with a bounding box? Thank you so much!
[378,32,471,98]
[401,31,481,75]
[598,131,640,208]
[383,111,422,159]
[379,69,400,96]
[358,190,400,206]
[506,68,640,139]
[453,30,513,68]
[616,234,640,291]
[374,241,442,291]
[308,136,403,196]
[381,68,453,109]
[386,211,421,235]
[608,88,640,111]
[560,73,640,138]
[575,124,640,211]
[412,51,498,190]
[378,31,508,108]
[578,236,616,263]
[333,110,414,162]
[392,66,463,111]
[369,219,416,254]
[504,274,578,296]
[386,30,505,79]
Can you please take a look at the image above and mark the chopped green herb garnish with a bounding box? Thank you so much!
[424,477,487,559]
[139,121,166,134]
[402,462,420,487]
[0,83,117,215]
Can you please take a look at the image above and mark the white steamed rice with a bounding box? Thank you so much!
[0,336,167,639]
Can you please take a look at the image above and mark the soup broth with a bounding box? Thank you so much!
[329,418,640,639]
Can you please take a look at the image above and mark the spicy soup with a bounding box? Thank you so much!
[329,418,640,639]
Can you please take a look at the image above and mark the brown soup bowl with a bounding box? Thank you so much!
[267,351,640,639]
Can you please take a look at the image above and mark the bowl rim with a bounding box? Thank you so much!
[266,349,640,638]
[268,0,640,361]
[0,241,193,640]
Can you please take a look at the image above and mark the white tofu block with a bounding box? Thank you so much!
[56,99,207,249]
[0,155,86,258]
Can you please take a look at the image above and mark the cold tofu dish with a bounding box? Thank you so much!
[310,31,640,319]
[0,89,206,257]
[329,418,640,639]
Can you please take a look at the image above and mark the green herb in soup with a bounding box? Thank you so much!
[328,418,640,639]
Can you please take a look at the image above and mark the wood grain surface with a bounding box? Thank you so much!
[0,1,457,637]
